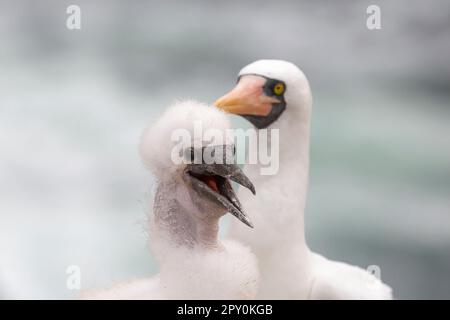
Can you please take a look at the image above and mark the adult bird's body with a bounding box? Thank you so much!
[82,101,259,299]
[215,60,392,299]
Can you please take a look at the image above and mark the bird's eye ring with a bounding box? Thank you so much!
[273,82,285,95]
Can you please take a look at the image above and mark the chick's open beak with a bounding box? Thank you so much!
[215,75,280,116]
[185,162,255,228]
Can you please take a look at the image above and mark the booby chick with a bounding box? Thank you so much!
[215,60,392,299]
[82,100,259,299]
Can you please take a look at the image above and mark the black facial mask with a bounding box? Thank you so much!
[238,75,286,129]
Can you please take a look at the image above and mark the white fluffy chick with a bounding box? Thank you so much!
[81,100,259,299]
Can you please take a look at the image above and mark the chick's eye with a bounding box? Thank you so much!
[273,82,285,95]
[184,148,195,162]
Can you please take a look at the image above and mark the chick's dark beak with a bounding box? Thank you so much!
[185,162,255,228]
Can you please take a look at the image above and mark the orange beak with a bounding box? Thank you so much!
[215,75,280,116]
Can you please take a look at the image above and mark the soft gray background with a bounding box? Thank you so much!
[0,0,449,299]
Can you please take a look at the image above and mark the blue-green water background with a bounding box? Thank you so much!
[0,0,449,299]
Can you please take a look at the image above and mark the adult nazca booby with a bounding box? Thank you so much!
[215,60,392,299]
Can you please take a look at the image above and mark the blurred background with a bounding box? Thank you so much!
[0,0,449,299]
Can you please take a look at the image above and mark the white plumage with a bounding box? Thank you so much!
[82,239,258,300]
[217,60,393,299]
[81,100,259,299]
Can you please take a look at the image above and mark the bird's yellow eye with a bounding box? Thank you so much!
[273,82,285,95]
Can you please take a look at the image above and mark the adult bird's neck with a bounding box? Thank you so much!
[244,108,311,248]
[270,109,311,185]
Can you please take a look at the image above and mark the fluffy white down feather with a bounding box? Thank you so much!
[80,239,258,300]
[139,100,232,180]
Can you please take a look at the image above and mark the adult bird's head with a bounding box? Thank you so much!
[140,100,255,229]
[215,60,312,129]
